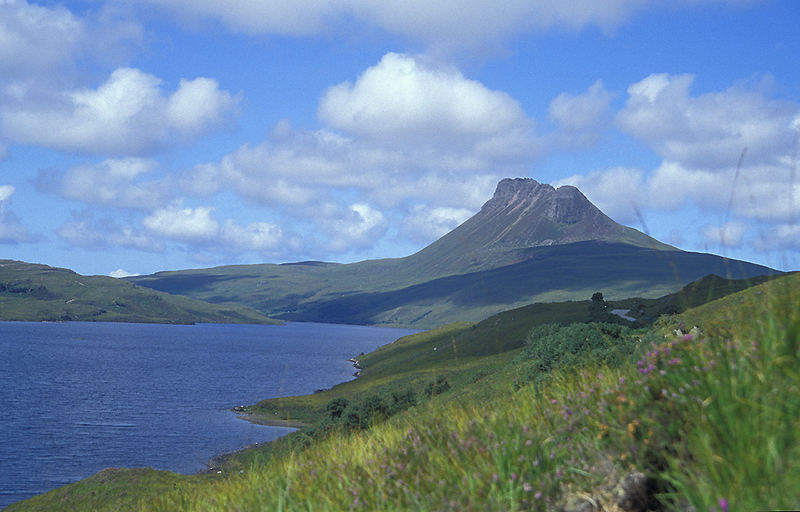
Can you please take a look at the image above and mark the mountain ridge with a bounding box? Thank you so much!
[127,178,780,327]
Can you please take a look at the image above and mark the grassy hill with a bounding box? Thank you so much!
[11,271,798,510]
[129,241,779,328]
[127,179,780,328]
[0,260,280,324]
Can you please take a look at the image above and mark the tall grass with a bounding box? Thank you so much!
[37,275,798,511]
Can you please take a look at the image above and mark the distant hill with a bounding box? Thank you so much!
[129,178,780,327]
[0,260,280,324]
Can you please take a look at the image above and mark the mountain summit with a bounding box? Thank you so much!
[408,178,674,276]
[128,177,777,328]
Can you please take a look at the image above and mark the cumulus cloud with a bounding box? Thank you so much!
[189,53,537,223]
[401,205,474,242]
[759,224,800,250]
[571,74,800,220]
[0,0,84,81]
[134,0,743,52]
[57,216,162,252]
[555,166,647,223]
[142,204,293,255]
[0,184,34,244]
[618,73,798,169]
[110,268,140,278]
[0,185,14,202]
[42,158,170,209]
[2,67,238,155]
[701,221,747,248]
[319,53,532,149]
[548,80,612,145]
[143,205,219,241]
[320,203,387,252]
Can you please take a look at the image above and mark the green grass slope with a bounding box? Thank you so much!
[9,272,798,510]
[130,241,779,328]
[275,242,780,327]
[0,260,280,324]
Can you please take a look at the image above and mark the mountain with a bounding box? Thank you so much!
[128,178,780,327]
[402,178,674,277]
[0,260,280,324]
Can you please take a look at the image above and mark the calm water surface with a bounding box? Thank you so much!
[0,321,418,508]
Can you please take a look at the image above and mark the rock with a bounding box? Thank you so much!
[561,494,598,512]
[615,472,655,512]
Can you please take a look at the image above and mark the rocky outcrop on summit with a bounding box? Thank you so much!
[408,178,674,275]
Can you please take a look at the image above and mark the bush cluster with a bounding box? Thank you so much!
[516,322,638,386]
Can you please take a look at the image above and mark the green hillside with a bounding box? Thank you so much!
[129,242,778,328]
[11,272,798,511]
[128,179,779,328]
[0,260,280,324]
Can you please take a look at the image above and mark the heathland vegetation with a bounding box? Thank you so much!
[0,260,279,324]
[10,271,798,511]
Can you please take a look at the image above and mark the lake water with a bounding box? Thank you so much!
[0,321,418,508]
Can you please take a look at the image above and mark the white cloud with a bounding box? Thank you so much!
[759,224,800,250]
[143,205,219,241]
[189,53,537,222]
[0,0,84,80]
[220,219,287,252]
[548,80,612,135]
[135,0,744,52]
[319,53,532,149]
[2,68,238,155]
[57,219,106,248]
[618,73,798,169]
[166,77,240,137]
[321,203,387,252]
[141,204,295,255]
[555,166,646,223]
[0,184,33,244]
[401,205,473,242]
[110,268,139,278]
[579,73,800,242]
[57,216,165,251]
[702,222,747,248]
[0,185,14,202]
[49,158,169,209]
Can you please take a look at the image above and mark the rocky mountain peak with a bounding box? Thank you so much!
[483,178,593,225]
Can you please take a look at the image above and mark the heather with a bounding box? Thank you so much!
[10,273,798,511]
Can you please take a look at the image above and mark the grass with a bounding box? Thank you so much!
[152,272,800,510]
[3,468,215,512]
[0,260,279,324]
[129,241,779,328]
[9,272,798,511]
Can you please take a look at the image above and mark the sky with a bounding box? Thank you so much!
[1,0,799,277]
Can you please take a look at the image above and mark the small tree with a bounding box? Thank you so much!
[325,397,350,419]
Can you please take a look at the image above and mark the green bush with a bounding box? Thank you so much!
[518,322,637,385]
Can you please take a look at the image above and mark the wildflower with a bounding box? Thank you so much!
[511,473,518,481]
[718,498,729,512]
[523,482,534,492]
[534,491,542,499]
[619,377,626,385]
[552,399,558,404]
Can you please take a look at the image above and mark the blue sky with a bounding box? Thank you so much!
[1,0,799,277]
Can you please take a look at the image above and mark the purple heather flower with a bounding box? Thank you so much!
[718,498,729,512]
[523,482,533,492]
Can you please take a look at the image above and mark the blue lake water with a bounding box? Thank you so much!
[0,321,418,508]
